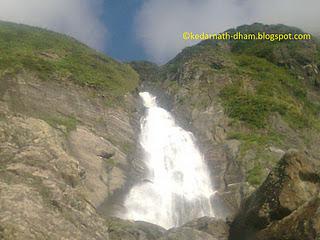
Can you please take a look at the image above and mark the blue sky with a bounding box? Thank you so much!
[99,0,320,63]
[0,0,319,64]
[102,0,148,62]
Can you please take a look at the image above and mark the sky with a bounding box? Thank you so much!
[0,0,319,64]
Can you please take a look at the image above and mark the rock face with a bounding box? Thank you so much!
[0,104,109,239]
[0,75,141,239]
[1,21,320,240]
[0,21,141,239]
[159,227,218,240]
[255,197,320,240]
[0,21,232,240]
[92,216,229,240]
[132,24,320,220]
[157,217,229,240]
[229,150,320,240]
[183,217,229,240]
[106,218,166,240]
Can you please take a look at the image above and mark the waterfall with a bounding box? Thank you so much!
[123,92,215,229]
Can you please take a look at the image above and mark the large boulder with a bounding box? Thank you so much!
[229,150,320,240]
[106,218,166,240]
[106,217,229,240]
[183,217,229,240]
[159,227,217,240]
[255,197,320,240]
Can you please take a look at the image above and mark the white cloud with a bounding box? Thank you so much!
[0,0,107,50]
[246,0,320,33]
[135,0,320,63]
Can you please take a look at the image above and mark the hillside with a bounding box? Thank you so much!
[0,21,320,239]
[133,23,320,218]
[0,21,142,239]
[0,21,138,97]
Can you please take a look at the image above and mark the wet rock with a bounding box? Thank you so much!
[106,217,166,240]
[159,227,217,240]
[183,216,229,240]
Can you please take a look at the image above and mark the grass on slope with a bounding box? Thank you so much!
[220,54,320,129]
[162,35,320,185]
[162,38,320,130]
[0,21,139,97]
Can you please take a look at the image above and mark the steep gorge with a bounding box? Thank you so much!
[0,21,320,240]
[121,92,215,229]
[132,23,320,220]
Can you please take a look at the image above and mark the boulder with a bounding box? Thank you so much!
[158,227,218,240]
[255,197,320,240]
[106,217,166,240]
[229,150,320,240]
[183,216,229,240]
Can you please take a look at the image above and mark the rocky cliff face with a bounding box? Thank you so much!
[0,21,142,239]
[229,150,320,240]
[1,21,320,240]
[133,23,320,220]
[0,103,110,239]
[0,21,230,240]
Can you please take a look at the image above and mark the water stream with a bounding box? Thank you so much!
[123,92,215,229]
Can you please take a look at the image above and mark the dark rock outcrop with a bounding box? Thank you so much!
[159,227,217,240]
[255,197,320,240]
[105,217,229,240]
[106,218,166,240]
[229,150,320,240]
[183,217,229,240]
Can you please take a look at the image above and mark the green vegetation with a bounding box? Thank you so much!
[0,21,139,98]
[148,24,320,187]
[130,61,160,83]
[247,164,264,186]
[220,55,320,129]
[228,130,283,185]
[43,115,77,133]
[228,131,283,150]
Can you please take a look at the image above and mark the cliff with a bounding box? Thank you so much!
[133,23,320,219]
[1,21,320,239]
[0,20,141,239]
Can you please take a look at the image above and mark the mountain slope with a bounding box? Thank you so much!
[0,20,138,96]
[133,23,320,218]
[1,20,320,239]
[0,21,142,239]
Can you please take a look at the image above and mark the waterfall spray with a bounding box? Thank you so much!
[122,92,215,229]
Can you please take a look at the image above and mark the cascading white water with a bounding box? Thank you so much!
[123,92,215,229]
